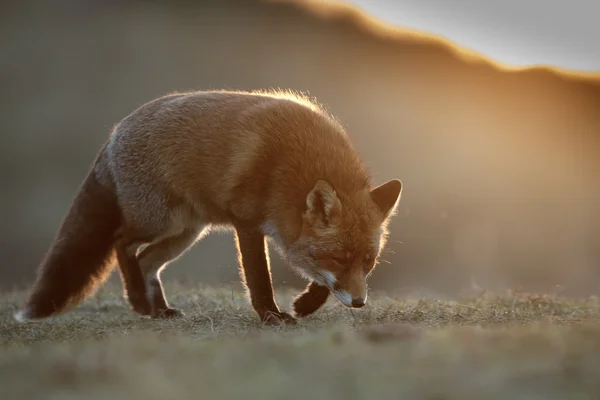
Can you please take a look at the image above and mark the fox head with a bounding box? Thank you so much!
[287,178,402,308]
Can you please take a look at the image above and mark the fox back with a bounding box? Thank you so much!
[107,90,371,227]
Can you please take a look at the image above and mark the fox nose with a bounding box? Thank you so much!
[351,299,365,308]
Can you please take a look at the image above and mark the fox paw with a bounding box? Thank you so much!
[292,282,330,317]
[127,295,152,316]
[152,307,185,319]
[261,311,297,326]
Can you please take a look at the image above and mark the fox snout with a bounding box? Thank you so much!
[351,298,366,308]
[333,289,367,308]
[319,270,368,309]
[331,286,367,308]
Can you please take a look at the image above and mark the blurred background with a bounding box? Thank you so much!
[2,0,599,297]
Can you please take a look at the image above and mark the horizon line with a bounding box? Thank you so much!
[266,0,600,82]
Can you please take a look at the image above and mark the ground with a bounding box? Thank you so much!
[2,282,600,400]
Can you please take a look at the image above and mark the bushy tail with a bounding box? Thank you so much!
[15,149,121,321]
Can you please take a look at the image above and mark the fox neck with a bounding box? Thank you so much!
[261,220,292,256]
[262,219,318,283]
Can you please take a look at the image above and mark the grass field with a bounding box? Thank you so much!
[2,282,600,400]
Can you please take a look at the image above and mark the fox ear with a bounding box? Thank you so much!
[370,179,402,218]
[305,180,342,226]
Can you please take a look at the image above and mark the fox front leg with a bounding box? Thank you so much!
[234,226,297,325]
[292,281,330,317]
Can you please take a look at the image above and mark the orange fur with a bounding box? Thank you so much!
[15,89,402,324]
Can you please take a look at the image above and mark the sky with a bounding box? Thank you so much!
[343,0,600,72]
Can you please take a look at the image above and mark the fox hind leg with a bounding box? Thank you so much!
[115,234,152,316]
[137,227,204,318]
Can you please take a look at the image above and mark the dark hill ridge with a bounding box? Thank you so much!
[2,0,599,295]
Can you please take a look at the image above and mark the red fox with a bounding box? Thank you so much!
[14,89,402,325]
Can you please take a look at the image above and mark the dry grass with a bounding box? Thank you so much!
[2,282,600,399]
